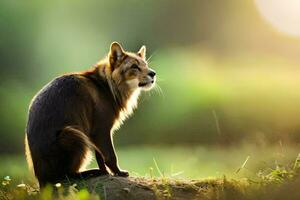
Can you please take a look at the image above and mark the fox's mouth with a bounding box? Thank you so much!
[138,80,154,87]
[138,82,148,87]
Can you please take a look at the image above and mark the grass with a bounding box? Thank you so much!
[0,144,299,199]
[1,144,299,180]
[1,144,299,181]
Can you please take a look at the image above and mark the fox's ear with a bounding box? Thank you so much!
[137,45,146,59]
[109,42,125,65]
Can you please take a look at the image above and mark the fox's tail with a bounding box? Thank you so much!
[59,126,102,155]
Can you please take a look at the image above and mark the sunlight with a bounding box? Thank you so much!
[255,0,300,37]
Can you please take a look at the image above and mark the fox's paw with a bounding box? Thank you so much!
[115,170,129,177]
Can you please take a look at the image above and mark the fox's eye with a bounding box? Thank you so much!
[131,64,141,71]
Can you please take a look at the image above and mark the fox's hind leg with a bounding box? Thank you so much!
[67,169,107,179]
[59,126,109,178]
[34,126,107,188]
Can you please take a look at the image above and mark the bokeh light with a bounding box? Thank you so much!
[255,0,300,37]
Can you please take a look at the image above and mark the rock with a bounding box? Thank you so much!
[64,175,245,200]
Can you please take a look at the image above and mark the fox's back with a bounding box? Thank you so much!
[26,75,94,150]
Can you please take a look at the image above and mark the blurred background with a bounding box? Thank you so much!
[1,0,300,180]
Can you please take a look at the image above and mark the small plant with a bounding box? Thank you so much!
[257,153,300,185]
[0,176,103,200]
[2,176,11,186]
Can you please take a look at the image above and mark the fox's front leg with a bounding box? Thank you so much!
[95,133,129,177]
[95,151,109,175]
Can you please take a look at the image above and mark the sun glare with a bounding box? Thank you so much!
[255,0,300,37]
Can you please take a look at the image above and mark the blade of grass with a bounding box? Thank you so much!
[153,158,164,177]
[236,156,250,174]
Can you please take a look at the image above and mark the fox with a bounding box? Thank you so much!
[25,42,156,187]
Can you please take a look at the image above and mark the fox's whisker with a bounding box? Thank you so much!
[153,83,164,98]
[156,77,165,82]
[147,50,157,63]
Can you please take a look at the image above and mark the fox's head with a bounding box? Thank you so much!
[105,42,156,92]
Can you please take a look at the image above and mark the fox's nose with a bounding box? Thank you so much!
[148,70,156,78]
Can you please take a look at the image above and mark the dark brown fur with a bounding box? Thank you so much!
[25,42,156,187]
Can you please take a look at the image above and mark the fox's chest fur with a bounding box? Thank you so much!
[80,69,140,134]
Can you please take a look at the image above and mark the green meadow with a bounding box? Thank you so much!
[2,0,300,199]
[1,144,299,181]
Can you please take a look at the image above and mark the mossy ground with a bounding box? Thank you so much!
[1,171,299,200]
[1,148,299,199]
